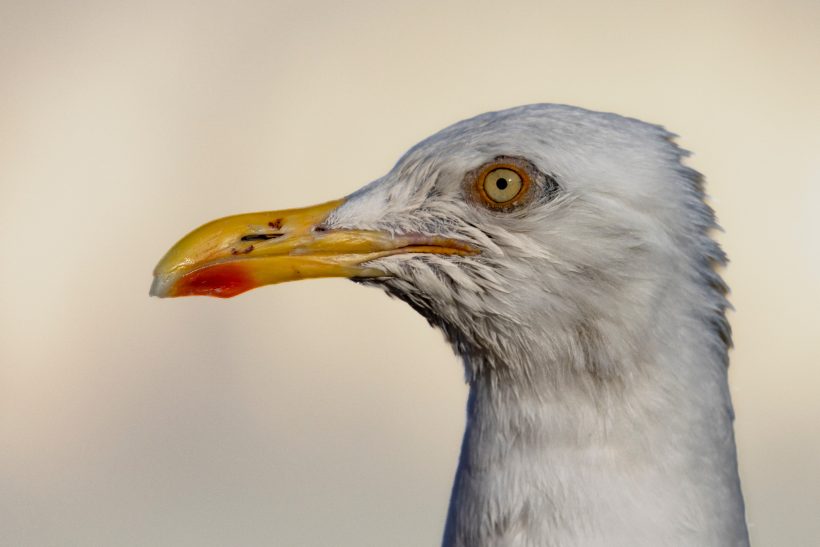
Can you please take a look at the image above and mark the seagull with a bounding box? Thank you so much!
[150,104,749,547]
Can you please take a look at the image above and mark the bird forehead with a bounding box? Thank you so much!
[329,104,684,230]
[394,106,672,186]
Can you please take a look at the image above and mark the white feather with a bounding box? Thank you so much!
[328,104,747,546]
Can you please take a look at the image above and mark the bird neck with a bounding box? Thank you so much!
[442,318,749,546]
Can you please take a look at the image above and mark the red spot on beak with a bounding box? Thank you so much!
[172,263,256,298]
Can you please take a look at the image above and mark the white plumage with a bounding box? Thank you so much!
[326,105,748,546]
[153,103,749,546]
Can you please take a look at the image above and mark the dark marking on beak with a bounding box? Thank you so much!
[241,233,284,242]
[268,219,283,230]
[231,245,255,255]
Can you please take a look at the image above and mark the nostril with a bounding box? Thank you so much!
[313,225,328,233]
[240,233,284,242]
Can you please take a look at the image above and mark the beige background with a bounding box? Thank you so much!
[1,1,818,545]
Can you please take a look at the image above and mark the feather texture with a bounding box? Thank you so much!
[328,104,748,546]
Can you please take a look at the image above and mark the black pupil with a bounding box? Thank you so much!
[496,178,508,190]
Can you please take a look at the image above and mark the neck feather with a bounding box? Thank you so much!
[441,297,749,547]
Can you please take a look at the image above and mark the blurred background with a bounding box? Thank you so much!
[1,1,818,545]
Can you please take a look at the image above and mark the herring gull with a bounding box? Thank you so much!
[150,104,749,547]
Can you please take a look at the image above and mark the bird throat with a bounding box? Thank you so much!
[366,252,747,546]
[440,331,749,547]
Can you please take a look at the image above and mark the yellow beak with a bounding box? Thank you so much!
[150,198,476,298]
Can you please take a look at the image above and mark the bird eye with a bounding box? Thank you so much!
[469,158,534,210]
[483,168,523,204]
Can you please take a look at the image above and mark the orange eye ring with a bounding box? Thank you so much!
[469,156,535,210]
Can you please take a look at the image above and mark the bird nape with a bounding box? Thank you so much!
[151,104,748,547]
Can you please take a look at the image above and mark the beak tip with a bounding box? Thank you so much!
[149,276,173,298]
